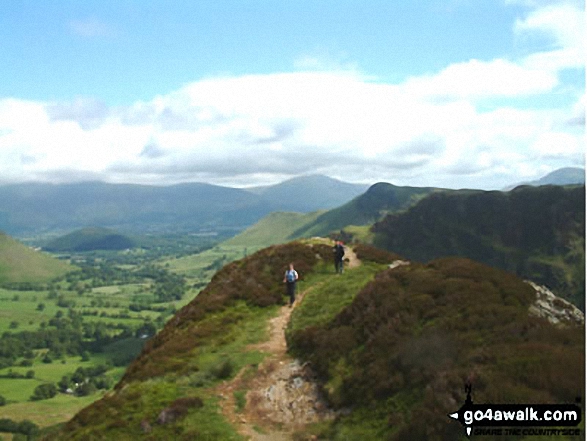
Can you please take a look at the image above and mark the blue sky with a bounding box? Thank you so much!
[0,0,584,189]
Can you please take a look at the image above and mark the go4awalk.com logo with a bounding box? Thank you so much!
[448,383,582,437]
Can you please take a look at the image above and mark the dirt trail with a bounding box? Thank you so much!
[217,245,360,440]
[344,245,360,269]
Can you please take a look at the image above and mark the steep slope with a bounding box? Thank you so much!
[372,185,585,309]
[44,227,136,252]
[292,182,439,238]
[246,175,369,213]
[0,232,71,284]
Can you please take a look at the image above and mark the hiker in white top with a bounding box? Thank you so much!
[283,263,299,307]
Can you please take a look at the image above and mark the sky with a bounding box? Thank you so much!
[0,0,584,190]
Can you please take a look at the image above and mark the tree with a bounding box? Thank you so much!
[30,383,57,401]
[76,381,96,396]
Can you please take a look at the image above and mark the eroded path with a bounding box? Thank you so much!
[217,245,360,440]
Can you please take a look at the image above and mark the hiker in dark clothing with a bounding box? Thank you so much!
[333,241,345,274]
[283,263,299,306]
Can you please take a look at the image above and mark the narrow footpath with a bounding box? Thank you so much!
[216,246,360,440]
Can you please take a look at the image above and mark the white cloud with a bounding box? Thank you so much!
[0,65,582,189]
[0,1,583,189]
[515,1,585,72]
[403,58,558,99]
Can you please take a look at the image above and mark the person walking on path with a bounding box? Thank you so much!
[333,241,345,274]
[283,263,299,307]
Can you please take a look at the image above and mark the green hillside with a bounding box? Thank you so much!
[223,211,323,247]
[226,183,439,248]
[0,232,71,284]
[44,227,136,252]
[45,241,584,441]
[292,182,439,238]
[372,185,586,309]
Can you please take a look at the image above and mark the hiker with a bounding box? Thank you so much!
[283,263,299,307]
[333,241,345,274]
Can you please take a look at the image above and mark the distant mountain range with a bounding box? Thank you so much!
[504,167,584,190]
[0,175,365,236]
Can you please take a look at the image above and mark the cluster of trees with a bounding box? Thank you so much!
[57,364,112,396]
[0,306,157,369]
[0,418,38,438]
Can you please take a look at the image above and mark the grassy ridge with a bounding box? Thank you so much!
[224,211,322,248]
[46,242,334,440]
[0,233,71,284]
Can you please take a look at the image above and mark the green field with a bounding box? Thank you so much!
[0,234,252,433]
[162,244,255,278]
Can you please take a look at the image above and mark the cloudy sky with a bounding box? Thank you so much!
[0,0,584,189]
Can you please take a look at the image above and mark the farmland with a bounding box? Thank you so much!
[0,234,247,438]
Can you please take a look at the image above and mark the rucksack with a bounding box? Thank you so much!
[286,270,296,283]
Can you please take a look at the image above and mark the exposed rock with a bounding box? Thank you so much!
[527,281,584,325]
[249,359,336,426]
[389,260,410,270]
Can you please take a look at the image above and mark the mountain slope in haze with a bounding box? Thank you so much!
[44,227,136,252]
[46,242,584,441]
[0,181,275,236]
[246,174,369,213]
[372,184,585,309]
[0,176,367,236]
[292,182,439,238]
[0,232,71,284]
[504,167,585,190]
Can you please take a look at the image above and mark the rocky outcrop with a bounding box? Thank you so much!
[389,260,410,270]
[527,281,584,325]
[250,360,336,426]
